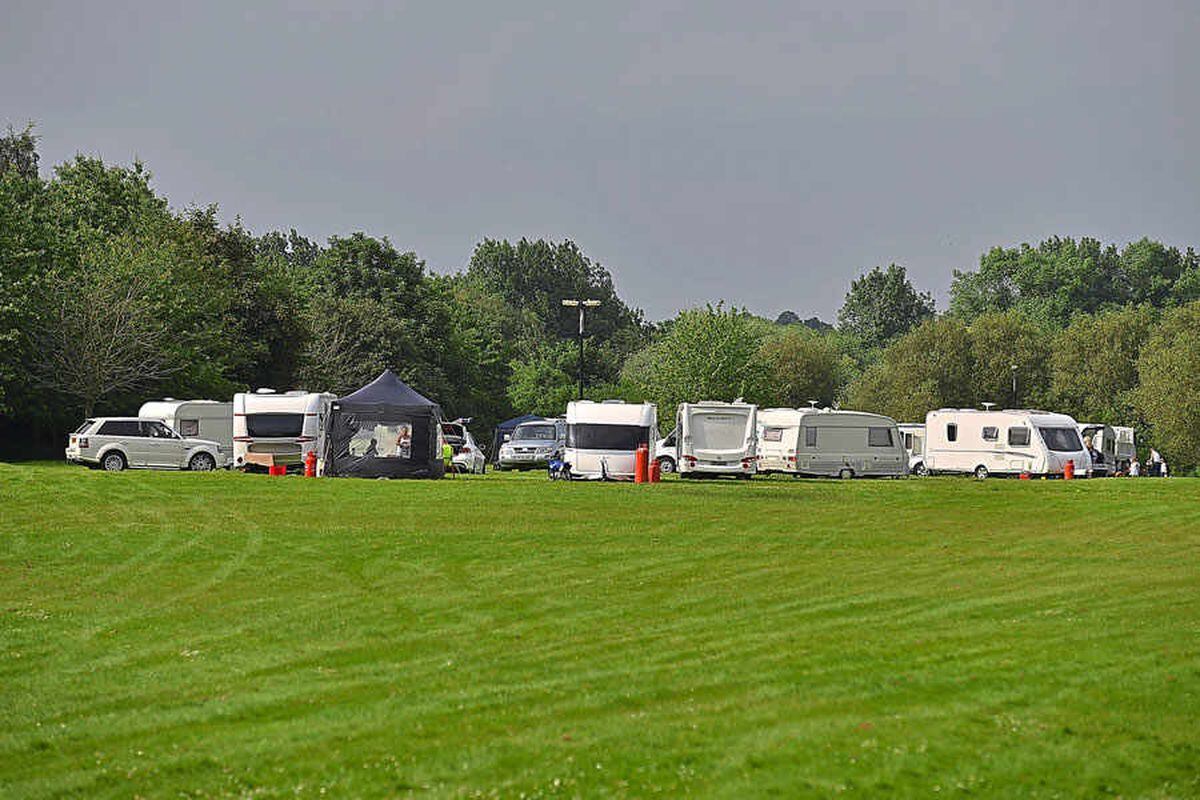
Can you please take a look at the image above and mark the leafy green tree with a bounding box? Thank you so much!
[621,304,773,425]
[837,264,934,350]
[1133,302,1200,470]
[845,317,974,421]
[757,327,849,408]
[0,123,39,180]
[968,311,1053,409]
[1049,305,1157,424]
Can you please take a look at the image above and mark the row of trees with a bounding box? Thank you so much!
[3,125,1200,469]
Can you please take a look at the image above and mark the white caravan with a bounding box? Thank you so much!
[899,423,927,475]
[676,401,758,478]
[756,408,805,474]
[1078,422,1118,477]
[232,389,335,469]
[1112,426,1137,470]
[138,399,233,466]
[792,409,906,478]
[924,409,1090,479]
[564,400,657,479]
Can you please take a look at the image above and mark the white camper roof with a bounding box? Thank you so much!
[566,400,656,426]
[758,407,805,426]
[139,399,231,418]
[796,408,900,427]
[235,390,334,414]
[926,408,1081,427]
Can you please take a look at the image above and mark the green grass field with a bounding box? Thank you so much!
[1,464,1198,799]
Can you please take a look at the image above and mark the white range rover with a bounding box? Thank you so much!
[66,417,225,472]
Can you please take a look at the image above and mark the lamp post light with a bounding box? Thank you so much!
[562,299,601,400]
[1011,364,1018,407]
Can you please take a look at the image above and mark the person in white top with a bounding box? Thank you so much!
[1148,448,1163,477]
[1128,455,1141,477]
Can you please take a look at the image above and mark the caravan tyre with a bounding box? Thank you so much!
[838,467,854,480]
[657,457,676,474]
[974,465,989,480]
[189,452,217,472]
[102,452,127,472]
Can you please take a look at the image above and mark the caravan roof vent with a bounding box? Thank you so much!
[255,388,277,394]
[601,399,626,404]
[163,397,176,402]
[284,390,307,396]
[807,400,819,408]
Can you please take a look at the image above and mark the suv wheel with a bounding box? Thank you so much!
[657,457,676,474]
[189,452,217,472]
[914,463,929,477]
[102,452,127,472]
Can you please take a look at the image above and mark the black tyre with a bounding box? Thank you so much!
[657,457,676,474]
[914,463,929,477]
[974,465,989,480]
[189,452,217,472]
[838,467,854,480]
[102,451,127,472]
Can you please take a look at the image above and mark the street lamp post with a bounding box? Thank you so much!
[561,299,600,400]
[562,299,601,400]
[1011,364,1018,407]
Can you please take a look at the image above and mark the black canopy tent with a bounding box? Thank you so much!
[323,370,445,478]
[489,414,544,463]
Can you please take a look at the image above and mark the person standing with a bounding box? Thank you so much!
[1149,448,1164,477]
[1129,454,1141,477]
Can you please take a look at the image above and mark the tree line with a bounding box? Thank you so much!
[3,125,1199,470]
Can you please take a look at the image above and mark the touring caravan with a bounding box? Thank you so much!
[676,401,757,478]
[564,400,657,479]
[924,409,1090,479]
[756,408,805,474]
[138,399,233,466]
[233,389,335,469]
[899,423,927,475]
[1078,422,1118,476]
[792,409,906,478]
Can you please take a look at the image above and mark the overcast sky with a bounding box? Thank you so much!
[4,1,1198,321]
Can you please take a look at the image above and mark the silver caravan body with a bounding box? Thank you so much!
[233,389,335,468]
[898,423,926,475]
[676,401,757,478]
[564,400,657,479]
[924,409,1090,478]
[138,399,233,467]
[791,409,906,478]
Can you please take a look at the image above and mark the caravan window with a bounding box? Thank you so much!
[804,427,817,447]
[982,426,999,442]
[903,432,913,450]
[567,424,649,451]
[246,413,304,438]
[1038,427,1082,452]
[1008,427,1031,447]
[946,423,958,442]
[868,427,894,447]
[762,427,784,443]
[179,419,199,437]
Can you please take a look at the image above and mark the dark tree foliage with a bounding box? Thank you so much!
[837,264,935,350]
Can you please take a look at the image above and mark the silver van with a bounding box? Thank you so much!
[65,417,225,472]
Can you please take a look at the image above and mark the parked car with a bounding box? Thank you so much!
[65,417,225,472]
[441,419,486,474]
[655,427,678,473]
[496,418,565,470]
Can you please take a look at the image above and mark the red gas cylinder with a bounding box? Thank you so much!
[1063,459,1075,480]
[304,449,317,477]
[634,444,649,483]
[269,464,287,477]
[648,458,661,483]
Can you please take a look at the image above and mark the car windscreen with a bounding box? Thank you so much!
[513,424,557,441]
[1038,426,1083,452]
[246,413,304,438]
[567,423,650,451]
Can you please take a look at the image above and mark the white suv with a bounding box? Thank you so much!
[66,417,225,472]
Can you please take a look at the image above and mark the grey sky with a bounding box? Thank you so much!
[5,1,1198,321]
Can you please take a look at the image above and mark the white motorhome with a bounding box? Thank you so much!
[792,409,906,478]
[899,423,927,475]
[676,401,757,478]
[1078,422,1118,477]
[756,408,805,474]
[232,389,335,469]
[138,399,233,466]
[924,408,1090,479]
[564,400,657,480]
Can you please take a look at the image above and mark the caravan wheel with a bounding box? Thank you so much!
[974,465,990,480]
[838,467,854,480]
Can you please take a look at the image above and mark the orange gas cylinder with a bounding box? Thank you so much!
[648,458,661,483]
[269,464,287,477]
[304,449,317,477]
[634,444,649,483]
[1063,459,1075,480]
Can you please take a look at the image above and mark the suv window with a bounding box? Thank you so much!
[98,420,143,437]
[74,419,96,434]
[143,421,178,438]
